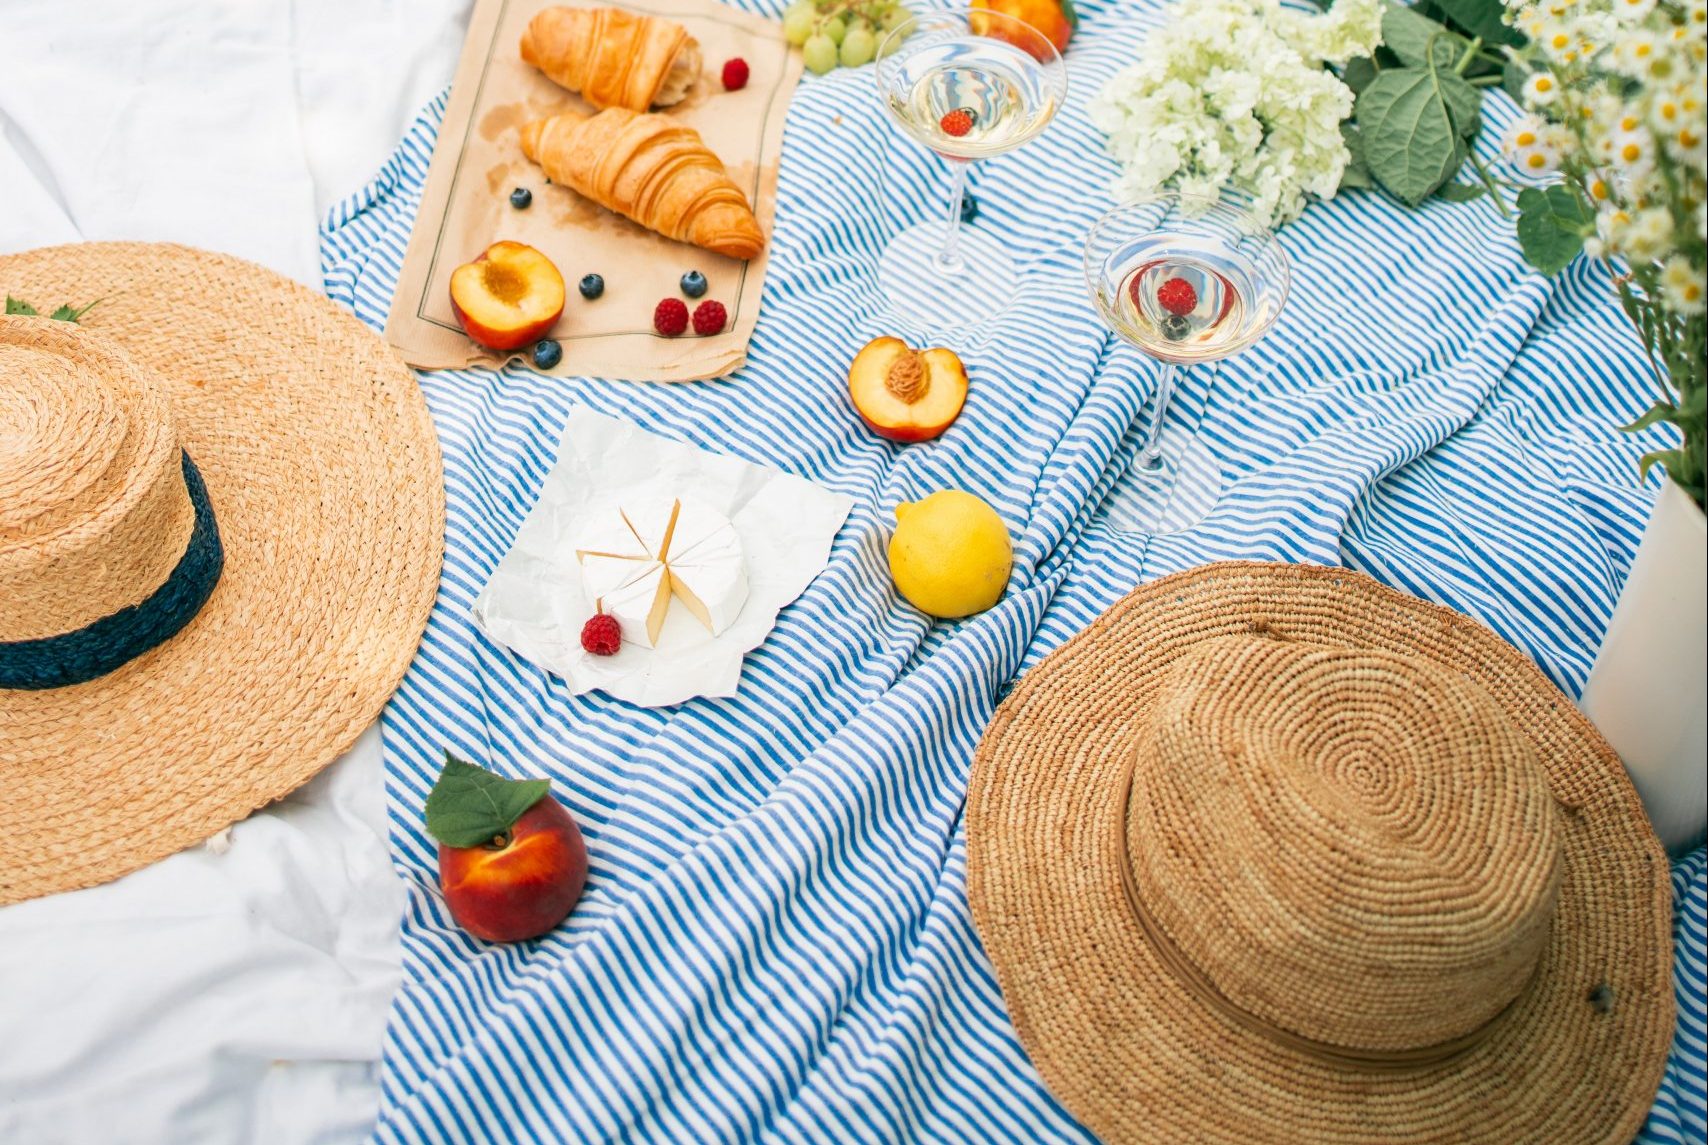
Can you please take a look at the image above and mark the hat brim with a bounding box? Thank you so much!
[967,562,1673,1145]
[0,243,443,904]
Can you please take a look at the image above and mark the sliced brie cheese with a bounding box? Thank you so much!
[662,498,747,637]
[668,559,748,637]
[621,498,681,560]
[580,553,658,602]
[598,562,673,648]
[665,496,730,560]
[575,509,652,561]
[574,496,748,649]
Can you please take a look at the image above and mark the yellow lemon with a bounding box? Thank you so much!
[887,491,1012,619]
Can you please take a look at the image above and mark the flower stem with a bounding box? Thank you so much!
[1467,150,1511,219]
[1455,36,1484,75]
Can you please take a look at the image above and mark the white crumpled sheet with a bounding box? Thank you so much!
[0,2,468,1141]
[474,410,854,707]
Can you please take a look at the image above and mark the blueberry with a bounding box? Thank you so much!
[960,194,979,224]
[531,339,563,369]
[509,186,533,209]
[579,273,605,300]
[680,270,708,298]
[1160,313,1192,342]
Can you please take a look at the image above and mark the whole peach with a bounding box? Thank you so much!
[438,796,587,942]
[971,0,1073,58]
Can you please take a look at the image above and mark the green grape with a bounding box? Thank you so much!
[782,6,816,44]
[802,32,839,74]
[840,25,877,66]
[879,4,912,33]
[822,15,847,44]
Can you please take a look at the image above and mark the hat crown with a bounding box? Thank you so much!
[1126,636,1562,1054]
[0,318,194,643]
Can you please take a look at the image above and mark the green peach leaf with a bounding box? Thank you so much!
[425,753,552,848]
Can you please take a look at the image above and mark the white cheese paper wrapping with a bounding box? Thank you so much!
[472,409,854,707]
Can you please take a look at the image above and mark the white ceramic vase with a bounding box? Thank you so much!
[1580,479,1708,855]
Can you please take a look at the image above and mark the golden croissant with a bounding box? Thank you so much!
[520,6,701,112]
[520,110,766,261]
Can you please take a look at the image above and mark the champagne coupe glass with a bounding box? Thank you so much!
[1083,195,1291,534]
[874,10,1067,328]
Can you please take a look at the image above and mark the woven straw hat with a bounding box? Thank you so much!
[968,562,1674,1145]
[0,243,443,904]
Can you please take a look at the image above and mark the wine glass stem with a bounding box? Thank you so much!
[935,159,971,274]
[1139,362,1180,470]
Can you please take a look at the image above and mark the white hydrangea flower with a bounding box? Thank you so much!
[1090,0,1380,228]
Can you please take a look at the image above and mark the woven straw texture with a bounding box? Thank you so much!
[967,562,1674,1145]
[0,243,444,904]
[1,322,193,640]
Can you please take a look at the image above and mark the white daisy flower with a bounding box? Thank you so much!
[1524,72,1564,107]
[1622,206,1674,260]
[1660,255,1705,314]
[1504,116,1548,154]
[1519,145,1564,173]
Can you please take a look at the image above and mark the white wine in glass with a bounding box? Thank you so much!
[1084,196,1291,534]
[875,10,1067,329]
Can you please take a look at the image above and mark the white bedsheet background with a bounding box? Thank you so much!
[0,3,470,1141]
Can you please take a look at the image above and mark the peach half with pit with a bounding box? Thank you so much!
[847,337,969,443]
[449,241,565,351]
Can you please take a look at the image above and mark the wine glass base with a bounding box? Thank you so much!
[878,220,1019,331]
[1105,434,1223,536]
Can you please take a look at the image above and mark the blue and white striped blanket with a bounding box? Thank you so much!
[320,1,1706,1139]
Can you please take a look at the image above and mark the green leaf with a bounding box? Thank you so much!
[1435,66,1483,137]
[1623,401,1679,433]
[1340,123,1375,189]
[1429,0,1523,45]
[1516,185,1593,274]
[424,752,552,848]
[1343,56,1379,95]
[1059,0,1079,29]
[48,299,101,323]
[1637,448,1683,483]
[5,295,101,323]
[1381,3,1465,70]
[1436,181,1487,201]
[1357,68,1464,206]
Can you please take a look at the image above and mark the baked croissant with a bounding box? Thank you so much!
[520,6,702,112]
[519,110,766,261]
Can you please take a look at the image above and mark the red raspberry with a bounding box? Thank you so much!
[653,297,689,336]
[692,300,728,336]
[721,58,750,91]
[1156,277,1198,316]
[580,613,622,656]
[939,108,974,137]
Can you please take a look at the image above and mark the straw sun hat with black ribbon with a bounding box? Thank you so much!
[0,243,443,905]
[968,562,1674,1145]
